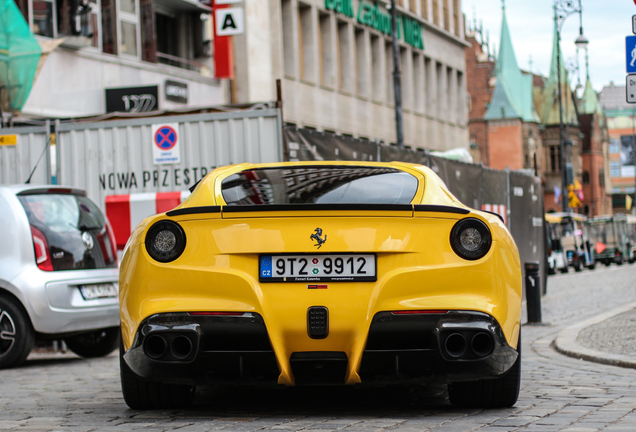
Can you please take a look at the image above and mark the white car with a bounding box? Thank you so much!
[0,185,120,369]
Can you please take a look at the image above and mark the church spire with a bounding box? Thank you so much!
[485,4,538,122]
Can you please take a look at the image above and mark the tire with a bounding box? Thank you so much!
[448,333,521,409]
[586,263,596,270]
[0,295,34,369]
[573,258,582,272]
[616,254,624,266]
[65,327,120,358]
[120,337,195,409]
[559,265,569,274]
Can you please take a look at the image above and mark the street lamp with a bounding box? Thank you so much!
[388,0,404,149]
[554,0,587,212]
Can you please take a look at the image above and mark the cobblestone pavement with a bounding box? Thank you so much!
[2,264,636,432]
[577,308,636,357]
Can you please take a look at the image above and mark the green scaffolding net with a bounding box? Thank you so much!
[0,0,41,113]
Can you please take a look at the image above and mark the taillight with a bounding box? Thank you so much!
[105,220,118,265]
[31,226,53,271]
[188,312,245,316]
[392,310,448,315]
[145,220,187,263]
[450,218,492,260]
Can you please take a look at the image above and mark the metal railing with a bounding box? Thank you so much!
[156,52,211,77]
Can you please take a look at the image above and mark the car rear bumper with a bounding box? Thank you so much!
[123,311,518,387]
[10,267,120,334]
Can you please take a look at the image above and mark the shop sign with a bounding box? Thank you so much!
[105,85,158,113]
[325,0,354,18]
[165,80,188,104]
[326,0,424,50]
[216,7,244,36]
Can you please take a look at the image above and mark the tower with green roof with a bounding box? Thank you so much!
[481,1,540,171]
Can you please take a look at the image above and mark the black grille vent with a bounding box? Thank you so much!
[307,306,328,339]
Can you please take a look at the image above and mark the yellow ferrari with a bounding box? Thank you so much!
[119,161,522,409]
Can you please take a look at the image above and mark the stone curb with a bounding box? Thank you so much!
[554,301,636,369]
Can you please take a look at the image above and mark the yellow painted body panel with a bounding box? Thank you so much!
[120,162,522,386]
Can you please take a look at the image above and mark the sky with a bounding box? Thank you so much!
[463,0,635,92]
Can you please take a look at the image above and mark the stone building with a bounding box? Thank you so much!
[12,0,470,152]
[233,0,470,150]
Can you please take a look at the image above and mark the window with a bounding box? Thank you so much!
[425,57,433,113]
[549,146,562,173]
[282,0,295,77]
[118,0,139,56]
[221,167,419,205]
[432,0,439,26]
[355,28,367,96]
[298,3,314,82]
[400,47,409,110]
[453,0,460,36]
[446,66,453,121]
[420,0,428,20]
[386,42,394,104]
[610,161,621,177]
[436,61,443,117]
[413,52,424,113]
[33,0,55,37]
[409,0,418,13]
[442,0,449,31]
[457,71,464,121]
[609,139,620,154]
[582,170,590,185]
[101,0,117,54]
[371,34,383,102]
[319,13,334,87]
[337,20,352,91]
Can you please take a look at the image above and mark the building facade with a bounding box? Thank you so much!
[464,7,611,216]
[233,0,470,150]
[12,0,227,118]
[10,0,469,153]
[599,82,636,214]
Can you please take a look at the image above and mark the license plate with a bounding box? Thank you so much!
[259,254,377,282]
[79,283,118,300]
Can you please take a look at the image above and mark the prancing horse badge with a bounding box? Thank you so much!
[310,227,327,249]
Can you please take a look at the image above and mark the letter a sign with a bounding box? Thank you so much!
[216,8,244,36]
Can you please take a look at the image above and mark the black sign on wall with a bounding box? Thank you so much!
[165,80,188,104]
[105,85,159,113]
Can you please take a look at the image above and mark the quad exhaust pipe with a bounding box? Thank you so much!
[442,331,494,360]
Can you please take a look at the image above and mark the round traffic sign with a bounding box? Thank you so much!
[154,126,178,150]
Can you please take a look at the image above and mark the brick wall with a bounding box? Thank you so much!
[487,119,523,170]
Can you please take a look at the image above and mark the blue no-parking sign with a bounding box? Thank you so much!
[627,35,636,73]
[152,123,181,165]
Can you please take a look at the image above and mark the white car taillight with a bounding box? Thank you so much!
[30,226,53,271]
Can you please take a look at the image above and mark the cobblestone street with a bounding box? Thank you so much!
[2,264,636,431]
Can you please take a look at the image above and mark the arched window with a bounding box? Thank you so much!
[582,171,590,185]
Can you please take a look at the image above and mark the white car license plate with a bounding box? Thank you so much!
[259,254,376,282]
[79,283,118,300]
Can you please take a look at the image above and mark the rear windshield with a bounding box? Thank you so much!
[221,166,419,205]
[18,193,117,271]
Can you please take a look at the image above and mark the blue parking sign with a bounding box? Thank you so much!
[627,36,636,73]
